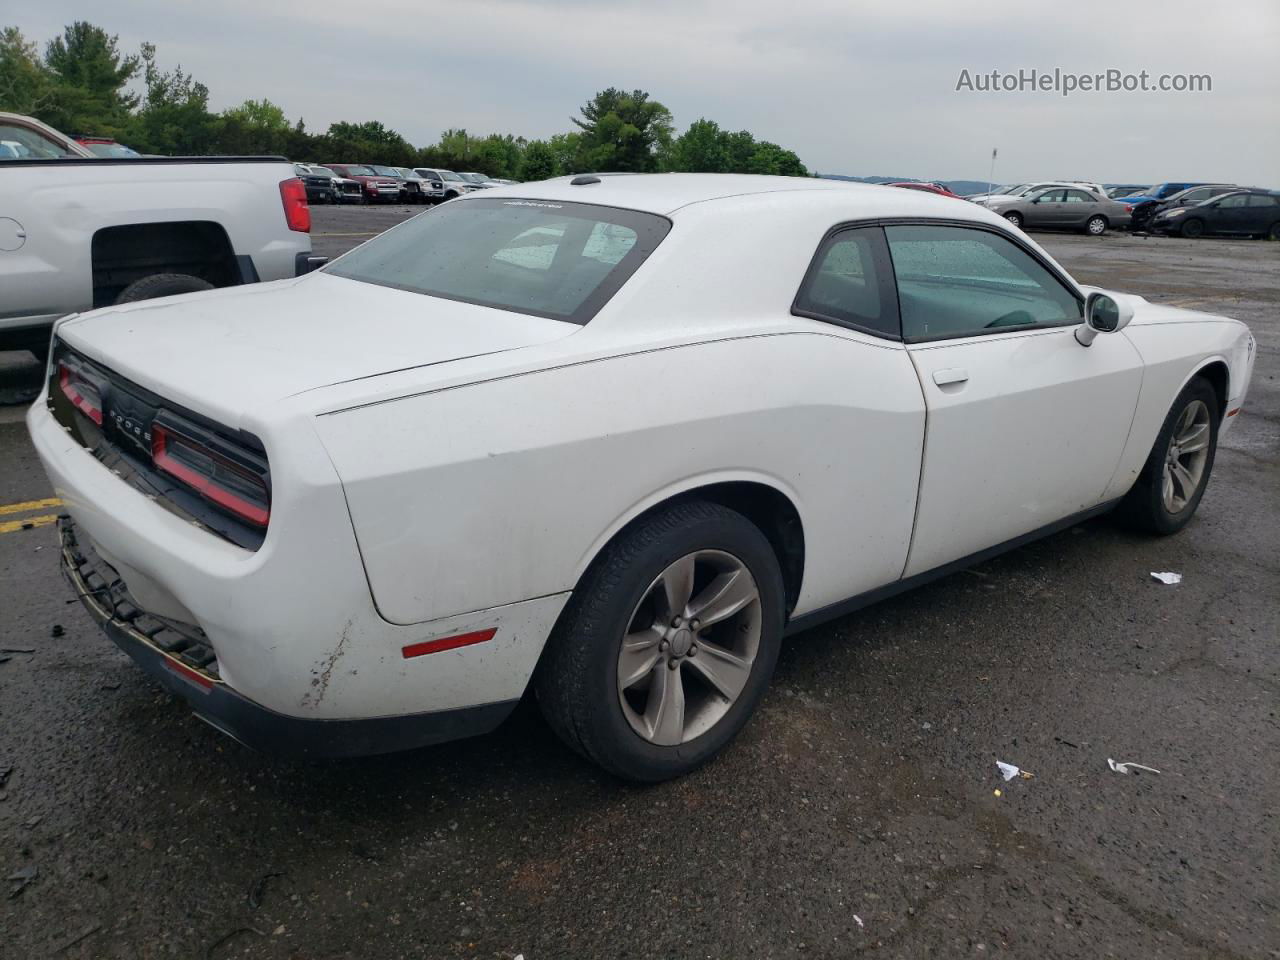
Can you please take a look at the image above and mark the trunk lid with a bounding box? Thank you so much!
[56,272,577,426]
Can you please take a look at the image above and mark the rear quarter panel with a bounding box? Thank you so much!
[315,332,927,626]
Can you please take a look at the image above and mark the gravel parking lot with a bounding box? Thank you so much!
[1,208,1276,959]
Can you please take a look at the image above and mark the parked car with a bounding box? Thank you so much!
[410,168,448,203]
[986,186,1132,234]
[887,182,960,198]
[1112,182,1208,204]
[304,164,363,204]
[393,167,438,203]
[29,174,1255,781]
[1131,184,1237,231]
[364,164,419,203]
[1106,184,1149,199]
[970,182,1103,208]
[459,172,502,189]
[74,136,142,158]
[294,163,342,204]
[414,167,479,200]
[321,163,401,202]
[1149,189,1280,239]
[0,111,322,359]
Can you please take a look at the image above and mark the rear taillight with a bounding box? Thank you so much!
[58,362,103,425]
[152,424,270,527]
[278,177,311,233]
[1125,204,1134,212]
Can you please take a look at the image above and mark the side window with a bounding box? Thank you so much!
[1183,188,1211,203]
[793,226,899,338]
[1218,194,1248,208]
[1063,190,1093,203]
[885,224,1082,341]
[1247,194,1277,207]
[1034,189,1065,203]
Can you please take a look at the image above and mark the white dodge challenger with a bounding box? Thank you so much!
[29,174,1255,780]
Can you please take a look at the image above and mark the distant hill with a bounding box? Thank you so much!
[818,174,996,196]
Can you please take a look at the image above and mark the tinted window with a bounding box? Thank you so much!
[1218,194,1248,208]
[1247,194,1277,207]
[324,198,669,324]
[793,227,897,337]
[885,225,1081,341]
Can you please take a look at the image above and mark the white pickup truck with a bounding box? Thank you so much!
[0,112,323,358]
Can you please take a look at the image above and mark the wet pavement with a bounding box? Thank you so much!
[1,211,1277,959]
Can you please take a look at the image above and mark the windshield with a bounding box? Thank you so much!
[324,198,670,324]
[370,165,399,176]
[341,165,375,176]
[440,171,464,181]
[84,141,140,158]
[462,173,488,183]
[395,168,416,178]
[0,123,77,160]
[310,167,335,178]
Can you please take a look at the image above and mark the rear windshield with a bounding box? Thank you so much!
[324,197,671,324]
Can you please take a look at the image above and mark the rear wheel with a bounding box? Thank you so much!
[1180,218,1205,238]
[1115,377,1219,535]
[1004,212,1023,228]
[1269,221,1280,241]
[115,273,214,304]
[1086,215,1108,236]
[536,501,785,782]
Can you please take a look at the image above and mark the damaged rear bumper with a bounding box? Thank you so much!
[59,518,517,759]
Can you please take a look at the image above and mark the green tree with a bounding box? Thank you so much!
[41,21,139,134]
[218,98,291,154]
[519,139,558,181]
[124,43,217,155]
[0,27,57,117]
[746,140,807,177]
[666,118,728,173]
[547,131,583,174]
[571,88,672,172]
[326,120,415,165]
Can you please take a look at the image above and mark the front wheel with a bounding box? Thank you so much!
[536,501,785,781]
[1086,215,1108,236]
[1115,377,1219,535]
[1180,218,1205,238]
[1268,221,1280,241]
[1004,212,1023,228]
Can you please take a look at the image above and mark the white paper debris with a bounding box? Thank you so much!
[996,761,1020,781]
[1107,758,1161,775]
[1150,572,1182,585]
[852,914,864,930]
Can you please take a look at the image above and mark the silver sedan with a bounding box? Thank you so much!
[987,187,1133,235]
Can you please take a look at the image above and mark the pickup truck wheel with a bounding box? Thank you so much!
[1115,377,1219,535]
[115,273,214,304]
[536,500,785,782]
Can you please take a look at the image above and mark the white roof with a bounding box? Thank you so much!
[472,173,902,216]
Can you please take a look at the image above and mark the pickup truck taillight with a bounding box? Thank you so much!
[152,423,271,528]
[279,177,311,233]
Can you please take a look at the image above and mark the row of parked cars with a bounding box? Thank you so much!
[292,163,515,205]
[913,180,1280,240]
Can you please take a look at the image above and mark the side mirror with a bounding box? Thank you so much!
[1076,292,1134,346]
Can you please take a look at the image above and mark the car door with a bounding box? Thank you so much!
[1061,189,1097,228]
[884,223,1144,576]
[1025,189,1066,226]
[1243,193,1279,234]
[1210,193,1252,234]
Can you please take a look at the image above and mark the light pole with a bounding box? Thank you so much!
[989,147,997,194]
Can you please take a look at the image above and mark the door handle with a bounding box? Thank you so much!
[932,368,969,386]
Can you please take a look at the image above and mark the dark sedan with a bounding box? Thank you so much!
[1131,183,1236,231]
[1150,189,1280,239]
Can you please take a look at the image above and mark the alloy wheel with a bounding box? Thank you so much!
[616,550,762,746]
[1162,399,1211,513]
[1087,216,1106,235]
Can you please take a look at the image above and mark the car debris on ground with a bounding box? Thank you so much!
[1150,571,1183,585]
[1107,758,1161,775]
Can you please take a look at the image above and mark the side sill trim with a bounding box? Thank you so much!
[784,499,1120,637]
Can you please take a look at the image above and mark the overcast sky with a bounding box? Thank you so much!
[19,0,1280,185]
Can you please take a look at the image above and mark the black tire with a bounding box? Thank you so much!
[1085,215,1108,236]
[535,500,785,782]
[1180,218,1205,239]
[443,190,459,201]
[1269,221,1280,241]
[1114,377,1219,535]
[1004,212,1023,228]
[115,273,214,305]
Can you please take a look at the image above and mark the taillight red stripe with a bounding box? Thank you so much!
[1226,408,1240,417]
[402,629,496,659]
[151,426,270,527]
[164,657,215,691]
[58,364,103,425]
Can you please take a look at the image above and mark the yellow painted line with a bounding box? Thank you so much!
[0,514,58,534]
[0,497,62,517]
